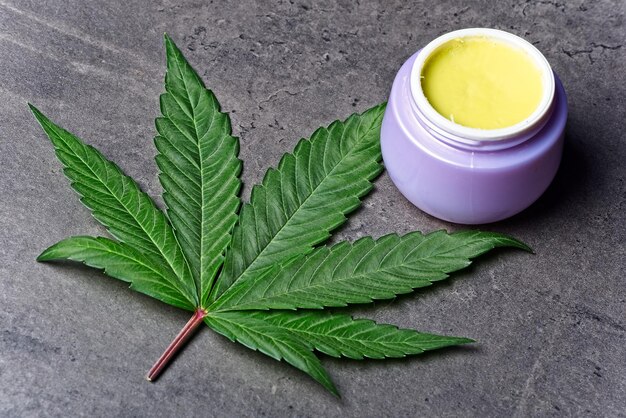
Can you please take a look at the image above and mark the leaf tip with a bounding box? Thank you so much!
[27,103,53,133]
[27,103,43,119]
[326,382,341,398]
[506,237,534,254]
[163,32,180,56]
[36,248,53,262]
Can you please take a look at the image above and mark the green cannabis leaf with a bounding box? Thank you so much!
[31,34,531,396]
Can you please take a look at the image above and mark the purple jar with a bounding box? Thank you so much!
[381,28,567,224]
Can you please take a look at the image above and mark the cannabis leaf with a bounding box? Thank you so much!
[30,105,198,309]
[37,236,195,310]
[208,310,474,360]
[31,34,530,396]
[209,102,384,301]
[211,230,529,311]
[156,35,241,307]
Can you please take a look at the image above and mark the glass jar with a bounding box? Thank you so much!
[381,28,567,224]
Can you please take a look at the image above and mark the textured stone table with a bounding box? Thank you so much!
[1,0,624,416]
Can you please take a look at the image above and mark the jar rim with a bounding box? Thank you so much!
[409,28,555,142]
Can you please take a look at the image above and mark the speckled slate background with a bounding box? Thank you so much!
[1,0,625,416]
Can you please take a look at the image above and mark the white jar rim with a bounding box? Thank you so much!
[410,28,555,142]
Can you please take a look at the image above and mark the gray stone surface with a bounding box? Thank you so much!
[0,0,624,416]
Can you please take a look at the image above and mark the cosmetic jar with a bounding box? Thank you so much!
[381,28,567,224]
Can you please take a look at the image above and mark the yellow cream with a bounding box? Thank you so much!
[420,36,543,130]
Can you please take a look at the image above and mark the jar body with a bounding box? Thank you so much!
[381,51,567,224]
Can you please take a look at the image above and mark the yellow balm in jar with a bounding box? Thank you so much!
[420,36,544,130]
[381,28,566,224]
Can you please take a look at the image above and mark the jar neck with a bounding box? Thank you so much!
[408,92,556,151]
